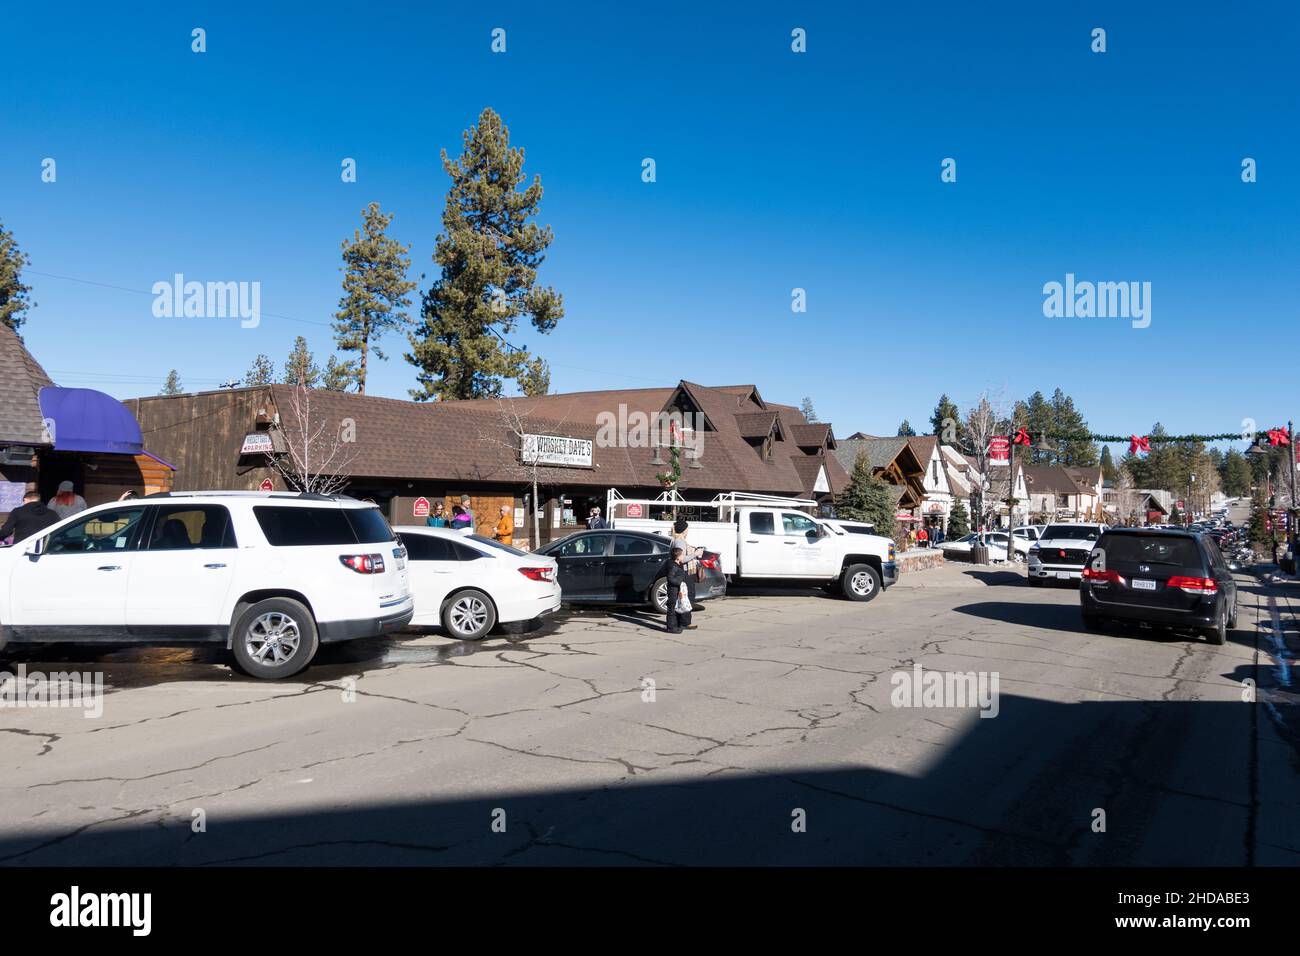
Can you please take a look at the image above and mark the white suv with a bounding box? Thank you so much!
[0,491,413,679]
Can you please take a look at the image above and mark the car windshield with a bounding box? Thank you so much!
[1042,525,1101,541]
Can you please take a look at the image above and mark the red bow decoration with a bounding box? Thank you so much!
[1267,428,1290,447]
[1129,435,1150,455]
[1012,428,1031,446]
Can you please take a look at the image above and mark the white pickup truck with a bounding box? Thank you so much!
[605,491,898,601]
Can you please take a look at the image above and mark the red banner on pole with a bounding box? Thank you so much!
[989,436,1010,463]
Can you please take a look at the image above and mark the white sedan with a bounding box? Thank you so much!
[941,532,1011,562]
[395,526,561,640]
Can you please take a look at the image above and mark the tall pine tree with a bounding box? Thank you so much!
[334,202,416,394]
[837,453,899,540]
[929,394,963,445]
[0,219,35,336]
[407,108,564,400]
[244,354,275,386]
[897,419,916,436]
[284,336,321,387]
[947,499,970,537]
[160,370,183,395]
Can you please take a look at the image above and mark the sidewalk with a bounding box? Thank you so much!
[1246,568,1300,863]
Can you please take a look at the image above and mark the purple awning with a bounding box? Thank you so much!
[37,387,144,455]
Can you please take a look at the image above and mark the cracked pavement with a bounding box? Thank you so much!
[2,564,1298,865]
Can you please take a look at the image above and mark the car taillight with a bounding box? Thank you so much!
[1082,567,1124,584]
[340,554,386,574]
[518,566,554,582]
[1167,575,1218,594]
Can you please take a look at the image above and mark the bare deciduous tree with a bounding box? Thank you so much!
[271,383,358,495]
[959,391,1012,530]
[472,399,577,549]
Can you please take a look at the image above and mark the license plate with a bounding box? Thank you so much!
[1055,571,1072,579]
[1132,578,1156,591]
[393,548,406,570]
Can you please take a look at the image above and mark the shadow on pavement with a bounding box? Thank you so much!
[0,695,1276,867]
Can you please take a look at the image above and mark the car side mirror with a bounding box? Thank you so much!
[24,537,45,557]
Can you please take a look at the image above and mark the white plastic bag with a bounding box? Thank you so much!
[674,583,693,614]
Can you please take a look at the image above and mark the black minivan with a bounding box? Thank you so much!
[1080,529,1237,644]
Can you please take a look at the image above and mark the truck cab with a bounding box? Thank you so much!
[736,506,896,598]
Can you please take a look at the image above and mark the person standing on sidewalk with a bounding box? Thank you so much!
[665,547,696,633]
[494,504,514,546]
[0,489,61,545]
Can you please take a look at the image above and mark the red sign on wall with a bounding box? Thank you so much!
[626,503,643,518]
[259,478,274,492]
[989,437,1010,462]
[413,496,431,518]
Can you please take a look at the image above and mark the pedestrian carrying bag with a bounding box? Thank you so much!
[675,583,693,614]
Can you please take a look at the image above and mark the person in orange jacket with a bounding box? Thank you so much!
[494,504,513,546]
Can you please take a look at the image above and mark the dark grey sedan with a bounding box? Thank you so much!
[536,529,726,612]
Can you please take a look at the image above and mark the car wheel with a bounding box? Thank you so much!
[441,589,497,641]
[650,577,669,614]
[1028,576,1042,587]
[1228,601,1238,629]
[842,564,882,602]
[1203,607,1227,646]
[231,598,319,680]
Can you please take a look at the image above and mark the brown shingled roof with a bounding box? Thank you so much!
[0,323,55,446]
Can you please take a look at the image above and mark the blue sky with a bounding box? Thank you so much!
[1,1,1296,449]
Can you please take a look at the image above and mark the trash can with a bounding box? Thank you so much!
[971,544,989,564]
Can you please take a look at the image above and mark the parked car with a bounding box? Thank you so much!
[1010,525,1044,558]
[1027,522,1108,584]
[0,491,413,678]
[823,518,877,536]
[395,526,561,640]
[1080,528,1238,644]
[941,531,1010,562]
[536,529,727,613]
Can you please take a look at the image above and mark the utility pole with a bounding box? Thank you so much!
[1289,419,1297,558]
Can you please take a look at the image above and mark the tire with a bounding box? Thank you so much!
[841,564,882,602]
[650,577,669,614]
[1028,576,1042,587]
[231,598,319,680]
[1203,607,1227,646]
[1228,600,1238,630]
[441,589,497,641]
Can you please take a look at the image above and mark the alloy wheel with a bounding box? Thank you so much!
[246,612,302,666]
[449,596,489,637]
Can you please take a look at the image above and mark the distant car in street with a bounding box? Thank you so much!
[536,529,727,613]
[395,526,561,640]
[0,491,414,679]
[941,531,1010,562]
[1010,525,1045,558]
[1027,522,1108,584]
[1080,528,1237,644]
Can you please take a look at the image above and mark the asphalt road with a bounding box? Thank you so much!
[2,562,1297,866]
